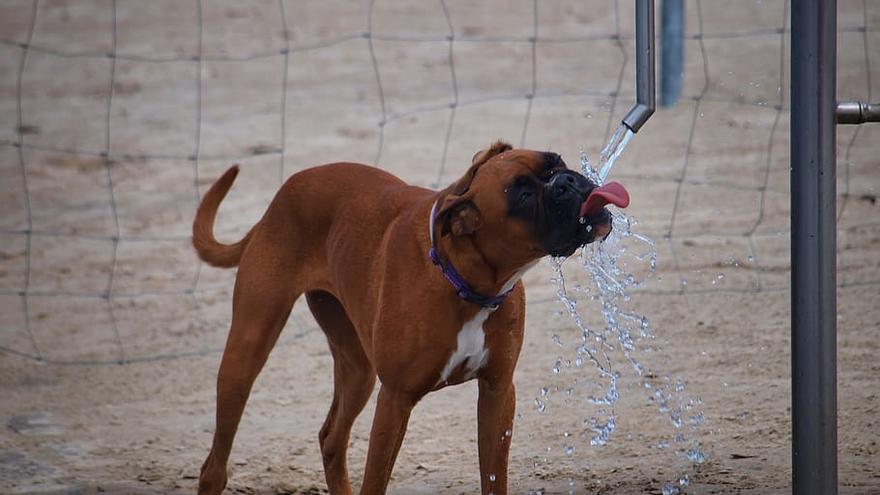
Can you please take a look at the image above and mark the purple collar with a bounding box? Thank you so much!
[428,200,513,309]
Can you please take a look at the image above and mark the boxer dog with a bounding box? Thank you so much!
[193,141,629,495]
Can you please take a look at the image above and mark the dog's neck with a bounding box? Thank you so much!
[427,200,536,303]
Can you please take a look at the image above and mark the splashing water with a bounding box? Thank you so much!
[536,123,707,491]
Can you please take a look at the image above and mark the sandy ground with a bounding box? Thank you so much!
[1,0,879,493]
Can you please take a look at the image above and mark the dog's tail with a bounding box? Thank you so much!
[192,165,254,268]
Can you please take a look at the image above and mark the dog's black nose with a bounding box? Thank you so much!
[548,173,580,201]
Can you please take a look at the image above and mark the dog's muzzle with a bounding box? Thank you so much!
[541,172,630,257]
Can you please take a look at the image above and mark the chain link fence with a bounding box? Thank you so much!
[0,0,878,366]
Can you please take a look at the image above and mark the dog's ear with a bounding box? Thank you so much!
[444,140,512,197]
[471,140,513,168]
[433,180,482,238]
[437,195,481,237]
[431,140,508,239]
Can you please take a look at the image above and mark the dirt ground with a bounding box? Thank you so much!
[1,1,879,494]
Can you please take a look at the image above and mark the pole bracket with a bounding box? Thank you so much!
[836,100,879,124]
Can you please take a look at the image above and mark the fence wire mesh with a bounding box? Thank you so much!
[0,0,878,365]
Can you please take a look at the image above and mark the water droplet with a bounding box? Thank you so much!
[662,483,680,495]
[687,447,707,464]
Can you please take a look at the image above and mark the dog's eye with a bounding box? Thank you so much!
[543,168,560,181]
[517,190,532,204]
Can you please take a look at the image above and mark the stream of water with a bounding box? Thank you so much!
[535,124,706,495]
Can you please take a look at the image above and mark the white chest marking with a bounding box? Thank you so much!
[438,308,492,384]
[436,261,537,385]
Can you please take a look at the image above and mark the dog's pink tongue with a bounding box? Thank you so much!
[579,181,630,218]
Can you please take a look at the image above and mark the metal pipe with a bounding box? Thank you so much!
[791,0,838,493]
[836,100,880,124]
[622,0,656,133]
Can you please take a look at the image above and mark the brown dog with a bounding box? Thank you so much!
[192,141,627,494]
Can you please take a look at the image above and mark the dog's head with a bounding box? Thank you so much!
[434,141,629,262]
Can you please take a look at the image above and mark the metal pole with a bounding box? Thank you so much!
[622,0,656,132]
[791,0,837,493]
[660,0,684,107]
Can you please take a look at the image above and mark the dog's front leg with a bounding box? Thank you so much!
[360,386,417,495]
[477,378,515,495]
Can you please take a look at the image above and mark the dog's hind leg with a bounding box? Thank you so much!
[307,290,376,495]
[198,253,301,495]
